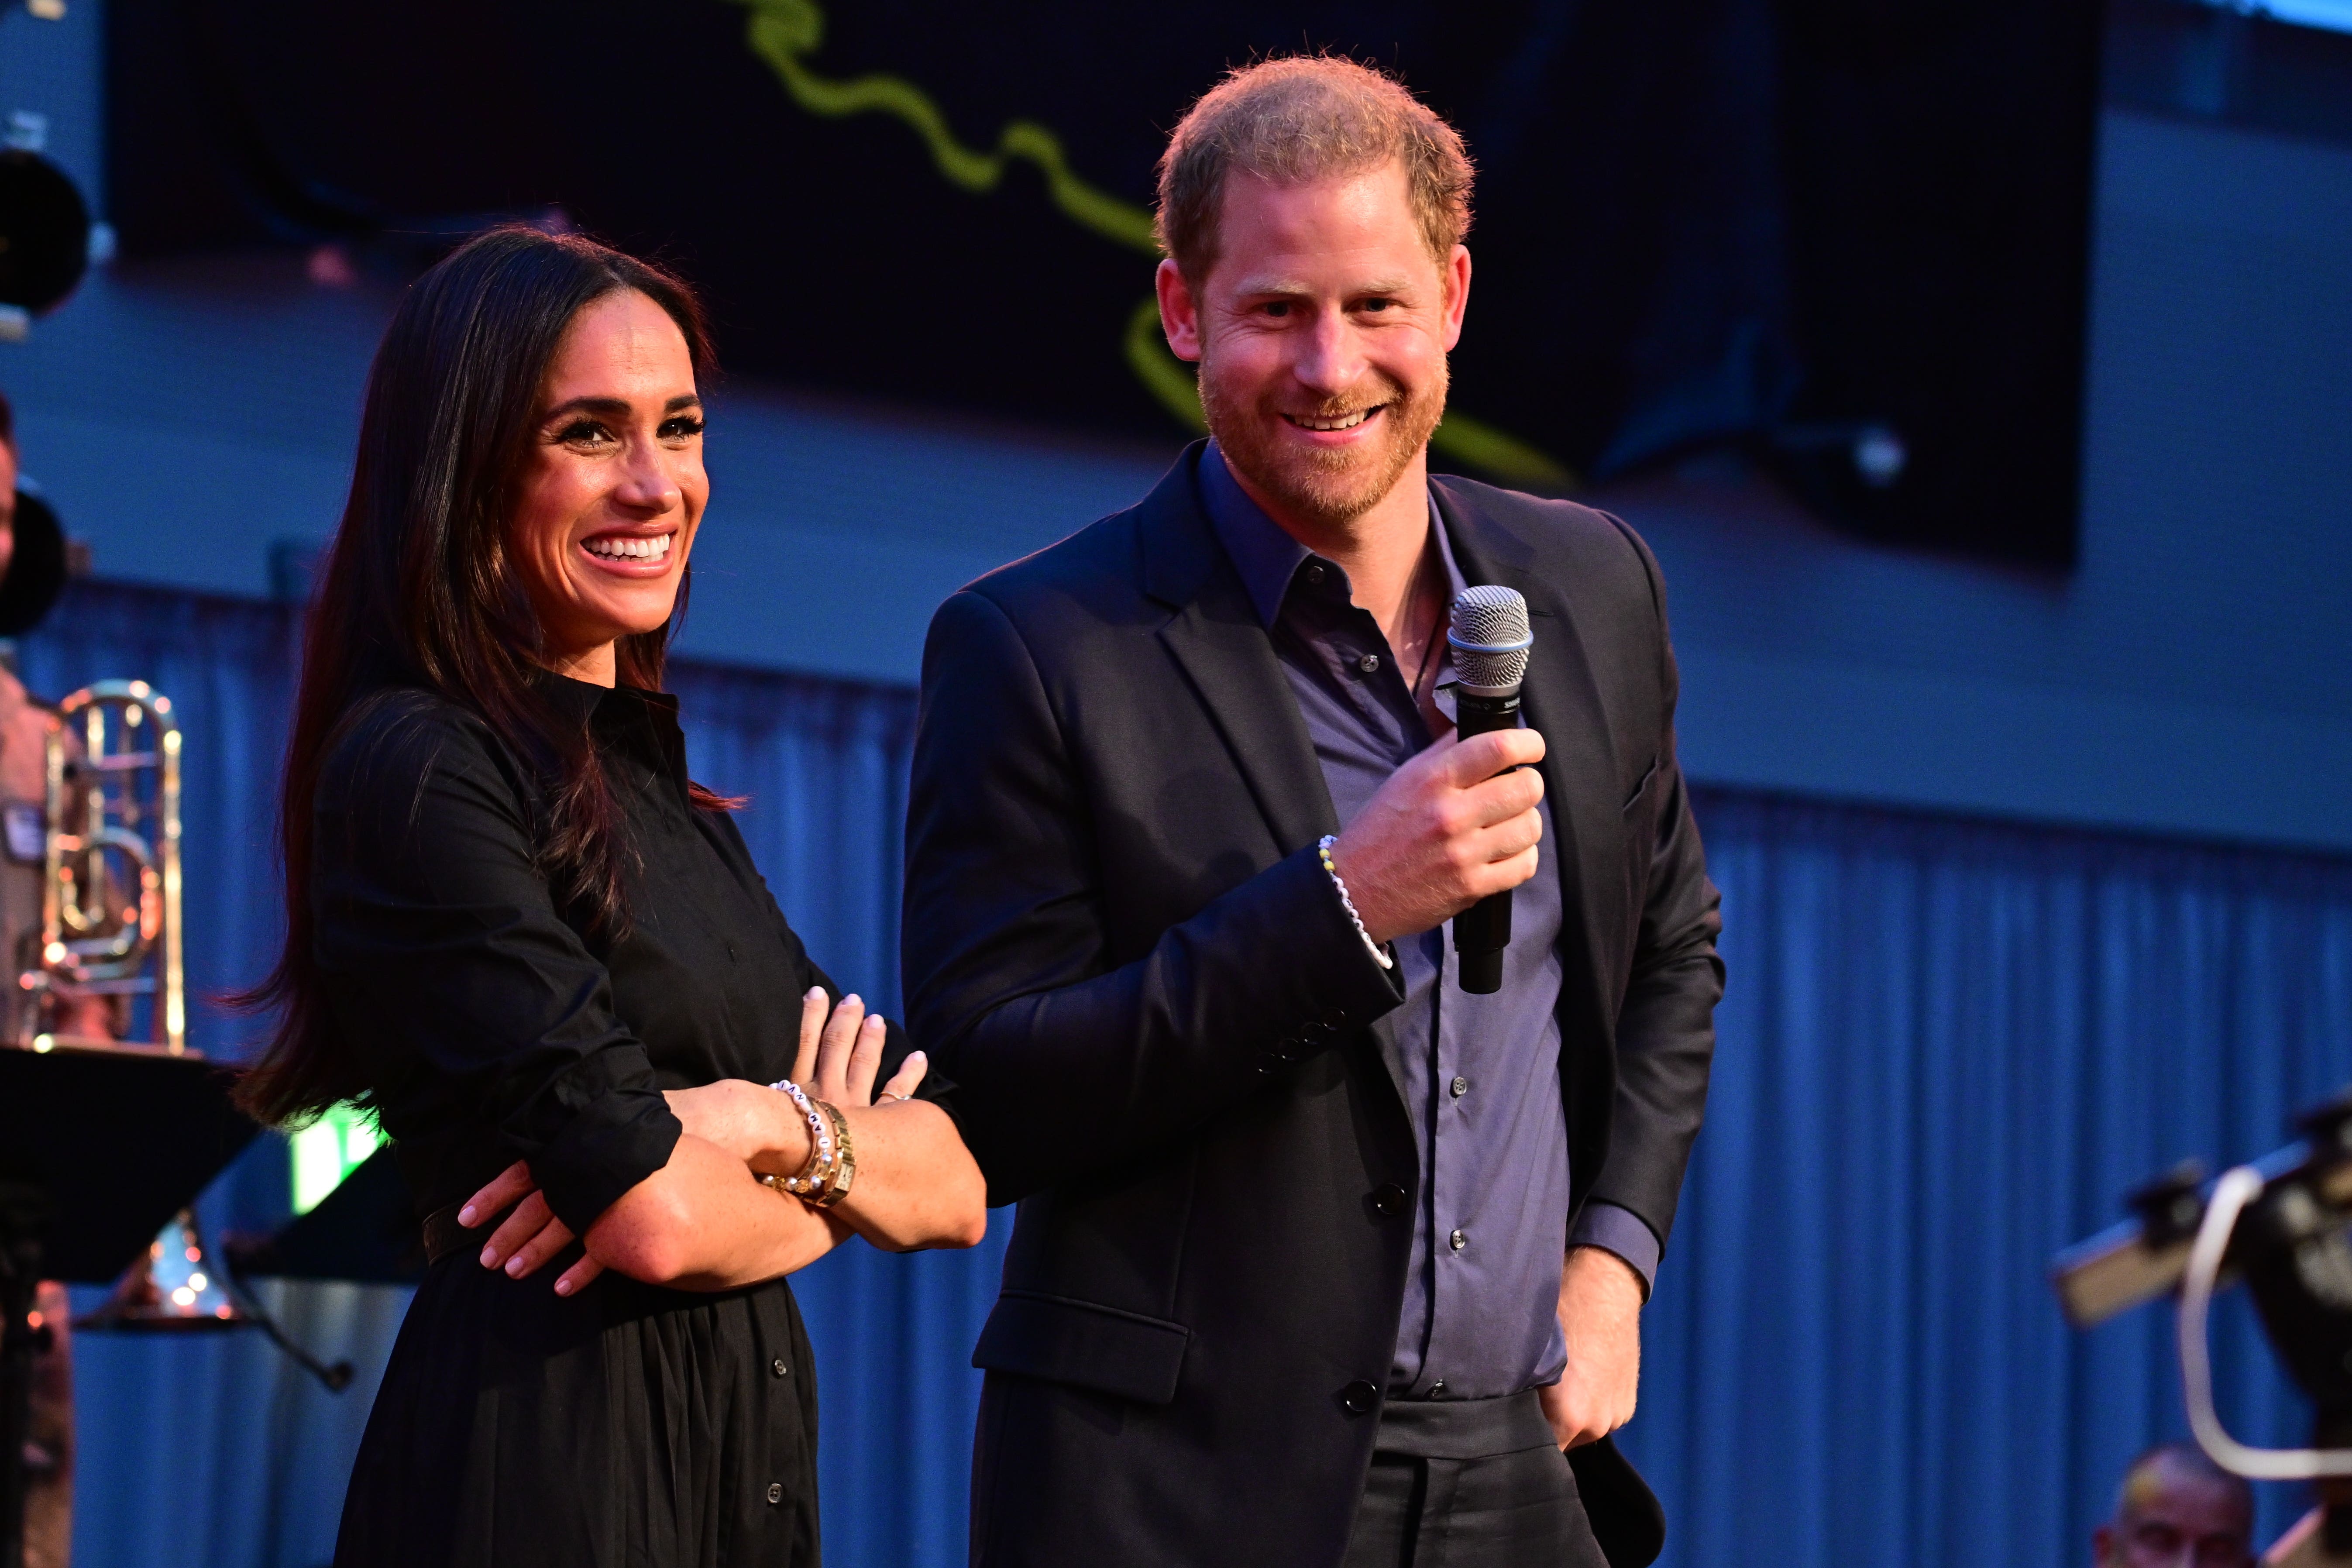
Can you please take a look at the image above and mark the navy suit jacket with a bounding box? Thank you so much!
[903,444,1723,1568]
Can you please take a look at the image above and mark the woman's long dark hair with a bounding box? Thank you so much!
[236,226,723,1124]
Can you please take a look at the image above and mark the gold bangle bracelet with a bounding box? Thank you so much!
[810,1100,856,1208]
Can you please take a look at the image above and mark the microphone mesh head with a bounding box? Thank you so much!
[1448,585,1533,691]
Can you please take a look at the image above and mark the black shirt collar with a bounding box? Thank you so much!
[535,668,688,785]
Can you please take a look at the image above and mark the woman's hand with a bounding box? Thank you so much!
[461,1161,605,1297]
[786,987,927,1109]
[463,989,927,1291]
[662,988,924,1162]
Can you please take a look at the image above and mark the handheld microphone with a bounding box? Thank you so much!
[1447,585,1533,994]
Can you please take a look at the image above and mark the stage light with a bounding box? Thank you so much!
[0,147,89,315]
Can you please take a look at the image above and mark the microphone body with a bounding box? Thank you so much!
[1451,686,1521,992]
[1445,586,1534,995]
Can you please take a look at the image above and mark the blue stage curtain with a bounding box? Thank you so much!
[17,583,2352,1567]
[1624,789,2352,1565]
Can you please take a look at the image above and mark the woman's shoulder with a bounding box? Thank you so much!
[315,686,531,825]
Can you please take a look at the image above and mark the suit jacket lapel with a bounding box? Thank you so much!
[1140,446,1339,859]
[1140,449,1412,1111]
[1434,481,1622,1052]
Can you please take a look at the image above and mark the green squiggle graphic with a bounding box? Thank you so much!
[729,0,1574,488]
[736,0,1156,253]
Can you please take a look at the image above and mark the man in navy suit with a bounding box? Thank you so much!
[905,55,1723,1568]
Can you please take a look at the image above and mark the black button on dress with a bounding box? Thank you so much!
[316,678,922,1568]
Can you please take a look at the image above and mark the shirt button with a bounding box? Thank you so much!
[1449,1228,1468,1252]
[1450,1076,1469,1098]
[772,1358,790,1378]
[765,1482,784,1505]
[1357,653,1381,674]
[1430,1379,1446,1394]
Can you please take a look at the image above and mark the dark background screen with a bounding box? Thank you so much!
[108,0,2103,565]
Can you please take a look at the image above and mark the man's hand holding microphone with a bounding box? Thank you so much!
[1324,725,1547,949]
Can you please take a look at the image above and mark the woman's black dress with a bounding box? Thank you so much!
[319,677,897,1568]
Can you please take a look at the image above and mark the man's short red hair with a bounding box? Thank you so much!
[1154,55,1475,283]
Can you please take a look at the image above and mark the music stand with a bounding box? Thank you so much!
[231,1146,423,1286]
[0,1042,258,1568]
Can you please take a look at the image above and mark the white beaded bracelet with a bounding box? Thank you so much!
[1317,835,1394,971]
[767,1078,836,1197]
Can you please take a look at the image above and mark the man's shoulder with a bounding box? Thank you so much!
[1431,472,1661,604]
[959,502,1152,623]
[928,462,1190,667]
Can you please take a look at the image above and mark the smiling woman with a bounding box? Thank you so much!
[230,227,987,1568]
[510,292,709,686]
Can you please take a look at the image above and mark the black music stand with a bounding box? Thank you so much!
[231,1146,423,1286]
[0,1042,258,1568]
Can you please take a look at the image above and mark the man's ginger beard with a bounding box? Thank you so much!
[1198,347,1448,531]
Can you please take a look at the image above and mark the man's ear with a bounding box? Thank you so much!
[1156,258,1204,364]
[1439,244,1472,353]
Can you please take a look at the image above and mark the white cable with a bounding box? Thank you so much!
[2178,1164,2352,1479]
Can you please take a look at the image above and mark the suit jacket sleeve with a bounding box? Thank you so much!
[902,588,1406,1206]
[1584,518,1725,1255]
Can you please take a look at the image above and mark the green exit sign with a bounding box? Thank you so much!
[289,1103,380,1214]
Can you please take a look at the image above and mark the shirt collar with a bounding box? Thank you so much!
[1199,440,1468,629]
[535,668,688,783]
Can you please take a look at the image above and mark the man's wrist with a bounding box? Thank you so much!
[1317,835,1394,969]
[1564,1243,1649,1309]
[1567,1201,1661,1298]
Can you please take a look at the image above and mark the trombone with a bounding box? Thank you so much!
[16,679,185,1054]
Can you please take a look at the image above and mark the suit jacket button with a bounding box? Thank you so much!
[1341,1379,1379,1416]
[1370,1183,1407,1217]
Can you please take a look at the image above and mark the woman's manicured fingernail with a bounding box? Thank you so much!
[806,987,825,1002]
[554,1278,574,1296]
[479,1247,499,1269]
[506,1257,525,1276]
[908,1050,925,1061]
[458,1206,476,1227]
[843,994,860,1007]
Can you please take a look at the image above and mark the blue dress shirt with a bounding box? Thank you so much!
[1198,444,1659,1400]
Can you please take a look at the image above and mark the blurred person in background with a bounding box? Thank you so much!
[233,228,985,1568]
[0,386,110,1568]
[2094,1443,2255,1568]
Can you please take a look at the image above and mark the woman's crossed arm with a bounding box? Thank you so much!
[464,989,986,1295]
